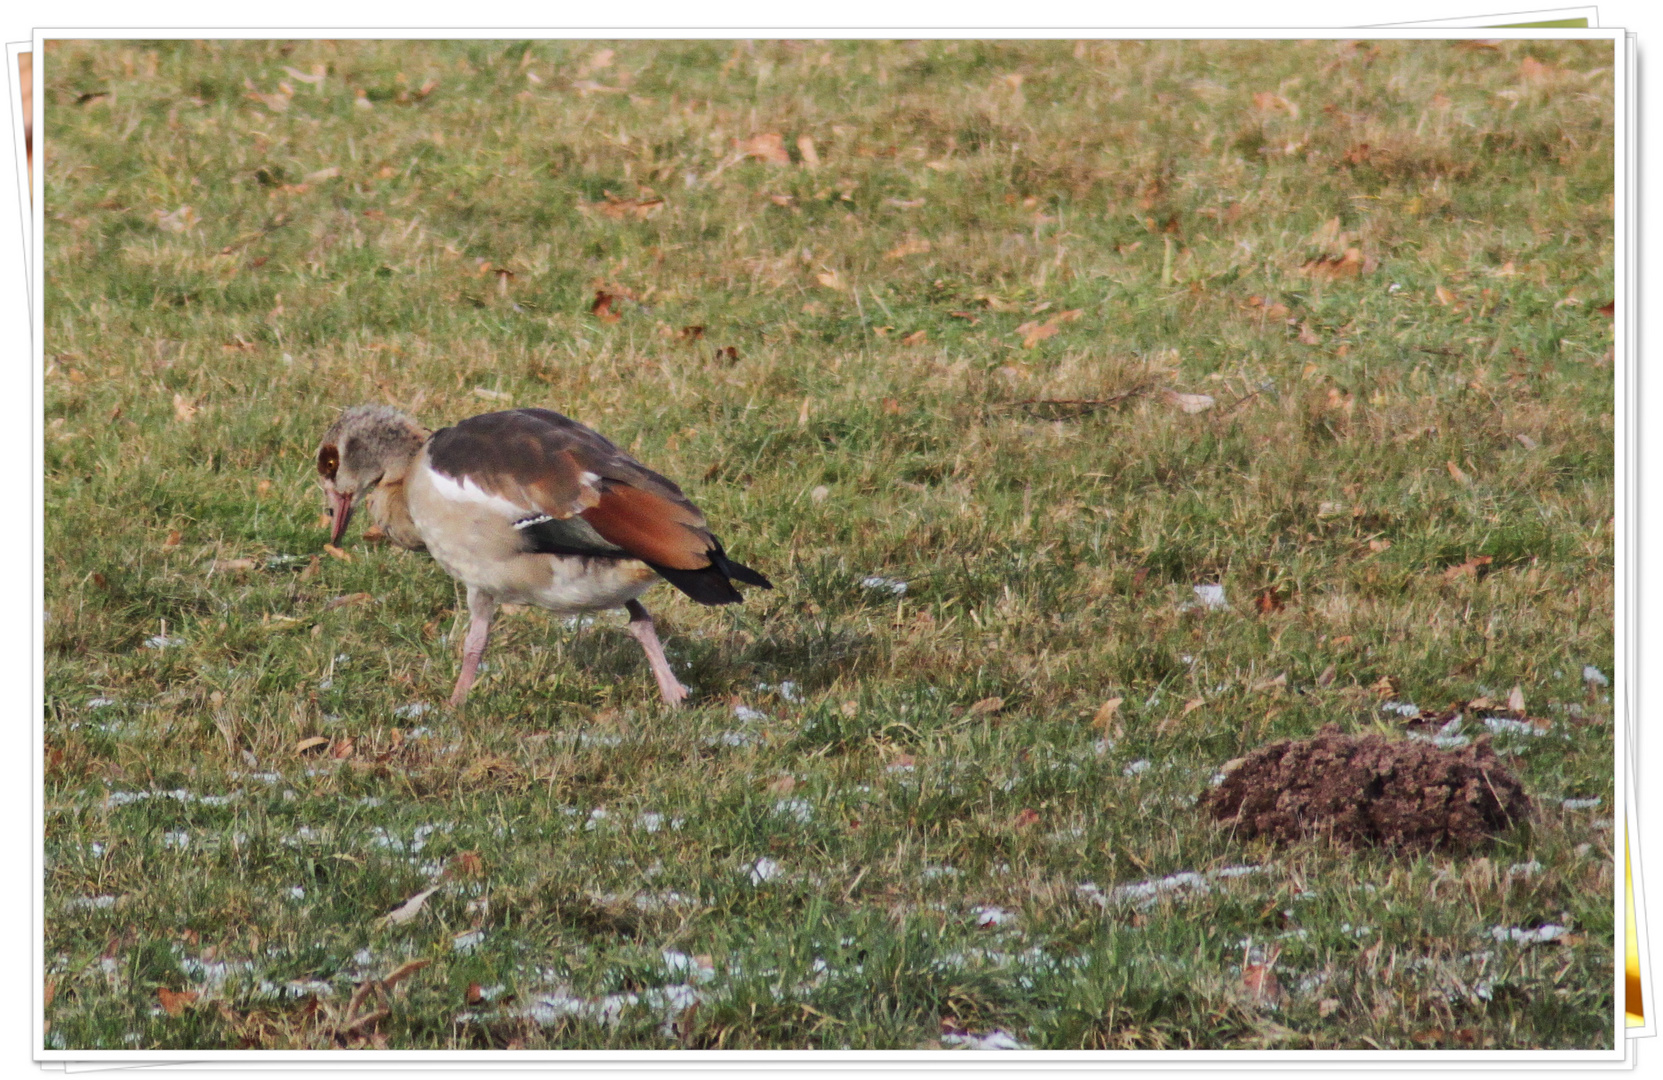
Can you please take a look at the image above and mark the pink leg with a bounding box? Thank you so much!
[449,588,497,708]
[625,600,688,707]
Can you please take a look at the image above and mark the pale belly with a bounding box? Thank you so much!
[406,465,657,613]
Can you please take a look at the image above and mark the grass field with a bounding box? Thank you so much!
[41,38,1618,1051]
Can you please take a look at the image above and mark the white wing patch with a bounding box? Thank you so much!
[512,514,555,531]
[424,466,537,521]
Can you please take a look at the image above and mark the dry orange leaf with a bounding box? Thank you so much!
[1446,460,1472,486]
[157,987,199,1016]
[815,269,846,291]
[766,775,797,795]
[1242,963,1284,1004]
[294,736,330,754]
[449,851,485,878]
[884,238,932,260]
[1093,697,1124,731]
[1015,321,1059,349]
[162,530,183,549]
[330,737,356,760]
[383,958,433,987]
[968,696,1005,716]
[209,558,257,573]
[1442,554,1494,582]
[797,134,820,168]
[1434,284,1458,307]
[1012,808,1041,829]
[322,544,352,562]
[901,330,928,346]
[734,132,791,165]
[172,393,198,423]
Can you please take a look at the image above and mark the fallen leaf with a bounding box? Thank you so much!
[157,987,199,1016]
[1368,538,1392,553]
[1434,284,1459,307]
[901,330,928,346]
[1182,697,1206,716]
[815,270,846,291]
[885,197,926,209]
[734,132,791,165]
[1242,963,1283,1004]
[162,530,183,549]
[680,325,705,341]
[294,736,330,754]
[571,79,623,96]
[465,982,485,1004]
[173,393,198,422]
[449,851,485,878]
[768,193,794,207]
[1250,672,1288,693]
[968,696,1005,717]
[591,291,620,322]
[1316,664,1337,688]
[1253,588,1285,614]
[209,558,257,572]
[1252,91,1299,118]
[974,293,1017,312]
[1596,299,1615,318]
[1508,684,1527,715]
[948,311,980,325]
[331,737,355,760]
[472,387,512,403]
[1015,320,1059,349]
[1446,460,1472,486]
[576,48,615,76]
[1297,322,1322,345]
[1442,554,1493,583]
[322,544,352,562]
[884,238,932,260]
[1161,390,1215,414]
[1093,697,1124,731]
[1318,997,1340,1017]
[303,166,340,184]
[796,135,820,168]
[384,885,443,925]
[1371,675,1397,697]
[1300,248,1374,281]
[1012,808,1041,829]
[324,592,373,611]
[282,64,326,85]
[766,775,797,795]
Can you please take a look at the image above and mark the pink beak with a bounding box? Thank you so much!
[329,491,355,545]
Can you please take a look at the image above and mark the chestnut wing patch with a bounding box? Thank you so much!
[580,483,711,571]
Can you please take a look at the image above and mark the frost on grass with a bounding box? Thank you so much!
[1407,716,1470,749]
[971,905,1017,928]
[65,894,119,911]
[941,1029,1029,1050]
[1490,924,1570,945]
[144,635,186,649]
[743,857,782,885]
[1078,865,1265,910]
[1561,797,1602,810]
[860,575,908,596]
[773,798,814,824]
[1583,665,1609,687]
[1122,759,1152,777]
[733,704,768,722]
[1177,583,1229,612]
[393,702,432,719]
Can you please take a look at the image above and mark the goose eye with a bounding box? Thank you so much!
[317,444,340,480]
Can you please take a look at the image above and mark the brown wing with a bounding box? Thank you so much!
[426,409,771,605]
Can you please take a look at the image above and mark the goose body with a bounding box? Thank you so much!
[316,406,770,707]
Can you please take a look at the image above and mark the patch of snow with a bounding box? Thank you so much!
[162,831,190,850]
[1484,717,1548,736]
[942,1029,1028,1050]
[65,895,119,911]
[1583,665,1609,687]
[87,697,118,708]
[452,930,484,952]
[1562,797,1602,810]
[861,576,908,596]
[774,798,814,823]
[393,702,431,719]
[733,704,768,722]
[972,905,1016,928]
[1123,759,1152,777]
[145,635,186,649]
[1507,861,1543,878]
[743,857,782,885]
[1491,924,1569,945]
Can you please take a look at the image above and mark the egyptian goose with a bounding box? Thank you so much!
[316,405,771,707]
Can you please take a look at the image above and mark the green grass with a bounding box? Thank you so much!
[42,38,1617,1051]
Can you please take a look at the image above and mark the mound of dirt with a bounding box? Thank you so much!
[1201,724,1531,852]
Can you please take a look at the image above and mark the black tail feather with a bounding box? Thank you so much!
[651,563,746,605]
[649,541,771,606]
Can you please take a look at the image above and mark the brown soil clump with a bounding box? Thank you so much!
[1201,724,1531,852]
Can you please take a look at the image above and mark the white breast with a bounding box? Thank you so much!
[405,451,657,613]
